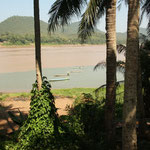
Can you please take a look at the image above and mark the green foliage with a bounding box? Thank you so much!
[62,84,124,149]
[0,137,16,150]
[0,93,9,101]
[0,33,31,45]
[48,0,87,33]
[78,0,106,42]
[0,32,107,45]
[16,77,60,150]
[64,93,106,149]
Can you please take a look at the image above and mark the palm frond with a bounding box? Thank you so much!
[94,80,124,98]
[94,61,106,71]
[94,60,125,73]
[142,0,150,14]
[48,0,87,33]
[141,0,150,35]
[117,0,128,10]
[78,0,106,42]
[117,44,126,54]
[140,33,148,43]
[147,22,150,35]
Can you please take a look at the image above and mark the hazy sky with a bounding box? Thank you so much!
[0,0,148,33]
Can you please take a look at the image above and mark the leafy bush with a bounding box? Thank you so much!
[63,93,106,150]
[63,87,124,150]
[16,77,60,150]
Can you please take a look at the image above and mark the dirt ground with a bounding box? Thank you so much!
[0,96,74,134]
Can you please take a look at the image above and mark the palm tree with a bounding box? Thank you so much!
[34,0,42,90]
[48,0,117,147]
[122,0,140,149]
[104,1,116,146]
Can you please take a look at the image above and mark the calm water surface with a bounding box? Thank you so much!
[0,66,123,92]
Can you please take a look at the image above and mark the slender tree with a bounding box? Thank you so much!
[48,0,117,147]
[105,0,116,146]
[79,0,117,146]
[34,0,42,90]
[122,0,140,149]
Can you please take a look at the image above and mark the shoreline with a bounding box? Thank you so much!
[0,87,95,95]
[0,43,106,48]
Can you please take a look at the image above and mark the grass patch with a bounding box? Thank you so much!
[1,88,96,101]
[0,88,95,101]
[0,92,31,101]
[52,88,95,98]
[0,93,9,101]
[0,85,124,101]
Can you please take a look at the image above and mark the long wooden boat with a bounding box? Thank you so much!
[49,78,70,82]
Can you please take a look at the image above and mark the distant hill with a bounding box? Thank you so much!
[0,16,103,36]
[0,16,106,45]
[55,21,104,35]
[0,16,147,44]
[0,16,48,35]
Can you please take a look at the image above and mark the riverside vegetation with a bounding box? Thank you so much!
[0,79,125,150]
[0,32,106,46]
[0,81,149,149]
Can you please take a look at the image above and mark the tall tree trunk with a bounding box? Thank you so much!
[105,0,117,147]
[137,47,147,138]
[34,0,42,90]
[122,0,139,149]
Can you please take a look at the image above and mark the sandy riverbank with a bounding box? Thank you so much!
[0,96,74,134]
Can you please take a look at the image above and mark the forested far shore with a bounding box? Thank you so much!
[0,32,126,46]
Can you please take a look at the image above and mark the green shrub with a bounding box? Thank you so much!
[62,93,106,150]
[16,77,60,150]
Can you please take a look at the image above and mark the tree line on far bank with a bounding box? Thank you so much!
[0,32,104,45]
[0,32,127,45]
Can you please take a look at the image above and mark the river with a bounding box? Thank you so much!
[0,45,124,92]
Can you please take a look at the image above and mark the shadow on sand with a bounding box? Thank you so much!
[0,104,28,135]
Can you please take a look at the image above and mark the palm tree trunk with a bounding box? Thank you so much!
[122,0,139,149]
[34,0,42,90]
[137,47,147,138]
[105,0,117,147]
